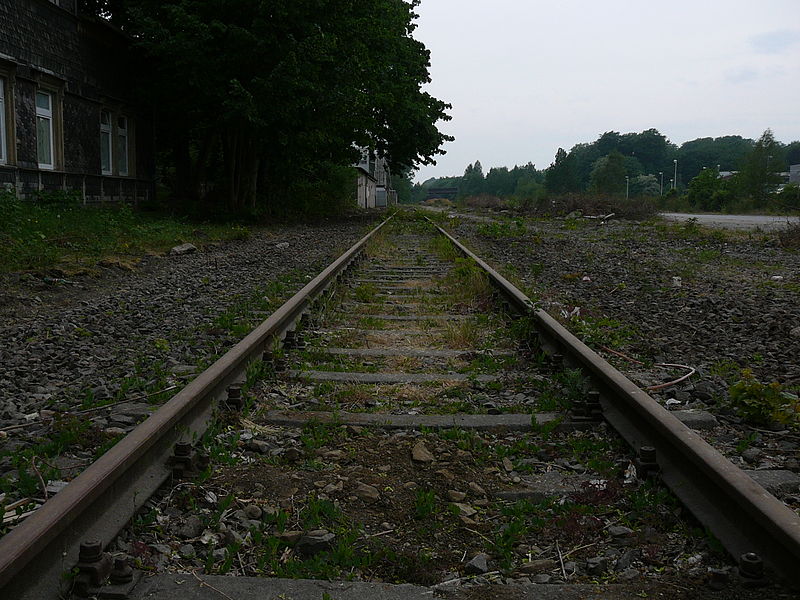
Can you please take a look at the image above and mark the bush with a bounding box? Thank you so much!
[777,221,800,249]
[728,370,799,427]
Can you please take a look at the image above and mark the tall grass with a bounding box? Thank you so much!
[0,190,249,273]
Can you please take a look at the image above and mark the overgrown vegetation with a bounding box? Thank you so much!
[728,369,800,428]
[0,190,249,273]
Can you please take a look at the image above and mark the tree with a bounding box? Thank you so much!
[589,151,626,195]
[80,0,452,215]
[485,167,515,196]
[629,175,660,197]
[392,173,413,204]
[461,161,485,196]
[545,148,579,194]
[677,136,754,184]
[738,129,783,204]
[785,141,800,167]
[686,169,726,210]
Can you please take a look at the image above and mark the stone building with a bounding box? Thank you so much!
[0,0,154,202]
[354,148,396,209]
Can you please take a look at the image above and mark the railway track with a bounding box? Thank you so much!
[1,212,799,599]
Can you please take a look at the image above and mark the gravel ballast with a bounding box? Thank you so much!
[0,218,374,505]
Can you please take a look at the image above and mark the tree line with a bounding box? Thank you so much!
[80,0,452,217]
[412,128,800,212]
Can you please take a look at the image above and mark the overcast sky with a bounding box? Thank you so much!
[412,1,800,182]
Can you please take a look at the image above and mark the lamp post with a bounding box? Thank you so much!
[659,171,663,196]
[673,159,678,190]
[625,176,629,200]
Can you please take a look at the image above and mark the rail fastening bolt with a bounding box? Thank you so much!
[174,441,192,457]
[227,385,242,404]
[640,446,657,463]
[739,552,764,578]
[110,557,134,584]
[78,540,103,563]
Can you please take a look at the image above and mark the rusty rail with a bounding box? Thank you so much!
[431,218,800,587]
[0,216,392,599]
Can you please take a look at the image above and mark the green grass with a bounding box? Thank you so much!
[0,191,249,273]
[476,218,527,238]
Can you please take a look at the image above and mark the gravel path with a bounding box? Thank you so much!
[661,213,800,231]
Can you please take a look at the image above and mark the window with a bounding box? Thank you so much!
[36,91,54,169]
[116,115,128,176]
[100,109,112,175]
[0,78,6,164]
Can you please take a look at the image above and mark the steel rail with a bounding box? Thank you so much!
[431,219,800,587]
[0,216,392,599]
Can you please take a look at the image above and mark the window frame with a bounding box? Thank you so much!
[116,115,128,176]
[100,109,113,175]
[36,90,55,170]
[0,77,6,165]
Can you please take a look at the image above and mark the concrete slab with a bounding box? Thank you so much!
[661,212,800,231]
[339,302,424,311]
[341,314,469,321]
[288,370,499,384]
[354,279,434,285]
[262,410,563,431]
[315,328,447,336]
[321,347,493,358]
[131,575,683,600]
[498,471,596,501]
[131,575,432,600]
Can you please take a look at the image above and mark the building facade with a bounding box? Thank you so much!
[790,164,800,185]
[354,148,396,209]
[0,0,154,202]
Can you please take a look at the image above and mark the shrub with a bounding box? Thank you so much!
[728,370,799,427]
[777,221,800,249]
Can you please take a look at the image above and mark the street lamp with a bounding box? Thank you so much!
[673,159,678,190]
[659,171,663,196]
[625,176,629,200]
